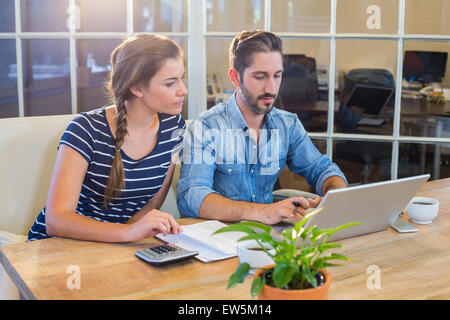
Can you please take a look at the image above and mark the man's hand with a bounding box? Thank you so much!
[256,196,321,225]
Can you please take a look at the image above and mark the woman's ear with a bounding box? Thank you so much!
[129,85,144,98]
[229,68,241,88]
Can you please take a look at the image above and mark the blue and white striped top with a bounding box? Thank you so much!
[28,106,186,241]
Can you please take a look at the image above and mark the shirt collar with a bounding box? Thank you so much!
[226,91,278,132]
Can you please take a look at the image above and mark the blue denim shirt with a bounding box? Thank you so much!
[176,93,347,218]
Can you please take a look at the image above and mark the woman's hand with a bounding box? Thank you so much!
[124,209,183,242]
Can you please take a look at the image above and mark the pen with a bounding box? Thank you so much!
[292,201,303,220]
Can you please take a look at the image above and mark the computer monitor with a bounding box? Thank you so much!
[403,50,448,84]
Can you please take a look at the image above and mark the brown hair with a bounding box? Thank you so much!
[229,30,283,80]
[104,34,181,207]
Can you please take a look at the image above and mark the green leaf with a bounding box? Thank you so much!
[317,242,342,253]
[293,207,324,233]
[237,233,274,244]
[227,263,250,289]
[327,252,350,261]
[302,266,318,288]
[273,263,296,288]
[250,275,265,298]
[323,262,344,267]
[281,227,294,241]
[237,221,272,233]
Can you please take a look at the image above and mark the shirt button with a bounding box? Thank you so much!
[252,145,257,149]
[228,168,232,173]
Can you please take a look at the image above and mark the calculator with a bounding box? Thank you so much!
[135,244,198,266]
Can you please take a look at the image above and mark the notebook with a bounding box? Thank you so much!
[156,220,245,263]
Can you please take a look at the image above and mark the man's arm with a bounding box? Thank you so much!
[199,193,313,225]
[321,175,347,195]
[286,114,348,195]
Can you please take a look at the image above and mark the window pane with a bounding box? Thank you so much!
[21,0,70,32]
[134,0,188,32]
[0,0,15,32]
[277,139,327,192]
[399,142,450,181]
[279,38,330,133]
[401,41,450,138]
[76,0,126,32]
[22,39,71,116]
[76,39,122,113]
[206,0,264,32]
[337,0,398,34]
[335,39,397,135]
[0,39,18,118]
[205,38,233,109]
[271,0,330,33]
[405,0,450,35]
[333,140,392,184]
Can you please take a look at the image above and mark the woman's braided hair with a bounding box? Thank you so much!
[104,34,181,207]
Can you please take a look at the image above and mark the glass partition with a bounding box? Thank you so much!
[134,0,188,33]
[206,0,264,32]
[271,0,330,33]
[335,39,397,136]
[22,39,71,116]
[0,0,15,32]
[333,139,392,184]
[21,0,69,32]
[0,39,18,118]
[405,0,450,35]
[337,0,398,34]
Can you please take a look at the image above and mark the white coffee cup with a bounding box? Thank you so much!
[237,240,275,274]
[406,197,439,224]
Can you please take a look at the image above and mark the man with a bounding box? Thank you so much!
[176,30,347,225]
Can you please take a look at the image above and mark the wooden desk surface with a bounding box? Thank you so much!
[1,178,449,300]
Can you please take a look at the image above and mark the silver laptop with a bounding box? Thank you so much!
[273,174,430,242]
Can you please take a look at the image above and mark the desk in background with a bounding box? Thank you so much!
[1,178,449,300]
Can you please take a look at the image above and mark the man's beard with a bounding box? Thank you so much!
[240,83,276,115]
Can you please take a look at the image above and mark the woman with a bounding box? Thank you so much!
[28,34,187,242]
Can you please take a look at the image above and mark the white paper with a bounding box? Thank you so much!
[156,220,246,263]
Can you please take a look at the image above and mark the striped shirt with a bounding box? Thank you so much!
[27,106,186,241]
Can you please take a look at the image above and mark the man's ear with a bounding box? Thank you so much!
[129,85,144,98]
[229,68,241,88]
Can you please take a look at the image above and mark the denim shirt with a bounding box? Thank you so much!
[176,93,347,218]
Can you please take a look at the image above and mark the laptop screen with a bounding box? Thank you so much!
[346,85,394,116]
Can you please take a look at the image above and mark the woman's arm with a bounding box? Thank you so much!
[45,145,180,242]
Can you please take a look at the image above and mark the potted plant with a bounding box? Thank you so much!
[214,208,361,300]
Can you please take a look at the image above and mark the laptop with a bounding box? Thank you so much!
[346,84,394,126]
[273,174,430,242]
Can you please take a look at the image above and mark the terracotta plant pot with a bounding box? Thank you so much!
[254,264,332,300]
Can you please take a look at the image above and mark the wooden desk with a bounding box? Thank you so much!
[1,178,449,300]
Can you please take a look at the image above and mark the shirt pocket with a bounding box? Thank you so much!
[259,156,286,176]
[214,164,246,199]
